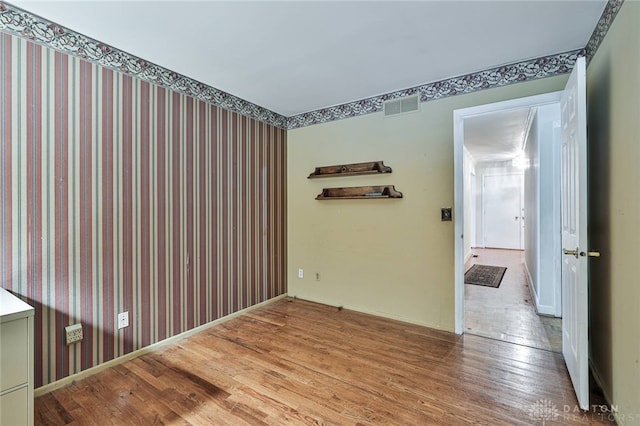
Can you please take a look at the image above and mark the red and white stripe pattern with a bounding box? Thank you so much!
[0,32,287,388]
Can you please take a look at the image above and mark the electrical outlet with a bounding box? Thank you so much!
[65,323,83,345]
[298,268,304,278]
[118,311,129,329]
[315,272,320,281]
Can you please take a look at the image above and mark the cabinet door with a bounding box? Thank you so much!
[1,387,29,425]
[1,318,29,390]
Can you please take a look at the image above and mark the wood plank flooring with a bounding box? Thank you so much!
[465,248,562,352]
[34,298,615,425]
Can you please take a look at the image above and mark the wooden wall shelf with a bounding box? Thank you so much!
[316,185,403,200]
[308,161,392,179]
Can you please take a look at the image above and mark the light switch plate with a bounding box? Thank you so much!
[441,208,452,221]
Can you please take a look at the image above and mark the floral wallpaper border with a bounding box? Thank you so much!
[287,50,583,129]
[0,1,288,129]
[288,0,623,129]
[0,0,623,130]
[584,0,624,63]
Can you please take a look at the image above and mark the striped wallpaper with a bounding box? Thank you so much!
[0,32,287,388]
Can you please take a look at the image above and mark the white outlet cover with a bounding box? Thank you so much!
[118,311,129,329]
[298,268,304,278]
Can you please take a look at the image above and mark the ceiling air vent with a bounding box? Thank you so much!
[384,95,420,117]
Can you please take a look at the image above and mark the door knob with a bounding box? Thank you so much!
[564,248,601,259]
[563,248,579,259]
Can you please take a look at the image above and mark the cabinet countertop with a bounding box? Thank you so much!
[0,287,35,323]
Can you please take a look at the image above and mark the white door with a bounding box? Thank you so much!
[483,174,522,249]
[561,56,592,410]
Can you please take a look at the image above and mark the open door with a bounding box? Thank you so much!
[561,56,597,410]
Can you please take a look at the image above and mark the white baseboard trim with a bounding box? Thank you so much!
[288,294,454,333]
[522,261,556,315]
[34,293,288,397]
[523,261,539,305]
[534,303,556,316]
[464,251,473,264]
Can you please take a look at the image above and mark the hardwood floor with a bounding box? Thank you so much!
[465,248,563,352]
[35,298,614,425]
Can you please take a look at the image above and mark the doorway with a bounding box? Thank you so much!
[453,92,563,352]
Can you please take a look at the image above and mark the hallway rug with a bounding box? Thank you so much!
[464,264,507,288]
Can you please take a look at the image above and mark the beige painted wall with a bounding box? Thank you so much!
[287,75,567,331]
[587,1,640,423]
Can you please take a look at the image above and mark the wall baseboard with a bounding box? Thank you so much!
[523,261,539,306]
[522,261,556,315]
[464,251,473,264]
[533,303,555,316]
[34,293,288,397]
[288,294,454,333]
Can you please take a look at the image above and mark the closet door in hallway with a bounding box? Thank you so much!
[483,173,523,249]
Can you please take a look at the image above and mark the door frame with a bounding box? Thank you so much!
[453,91,562,334]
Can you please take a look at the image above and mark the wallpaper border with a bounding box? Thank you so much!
[287,50,582,129]
[0,0,623,131]
[0,1,288,129]
[287,0,622,129]
[584,0,624,63]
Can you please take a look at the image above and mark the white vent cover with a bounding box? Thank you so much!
[384,95,420,117]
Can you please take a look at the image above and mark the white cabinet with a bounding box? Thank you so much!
[1,288,34,426]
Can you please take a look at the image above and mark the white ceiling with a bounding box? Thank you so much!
[464,108,533,163]
[12,0,606,117]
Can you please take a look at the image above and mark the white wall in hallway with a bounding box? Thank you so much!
[523,103,562,317]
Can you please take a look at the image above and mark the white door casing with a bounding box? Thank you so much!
[454,91,562,335]
[482,173,523,250]
[560,56,589,410]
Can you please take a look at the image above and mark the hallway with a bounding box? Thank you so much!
[464,248,562,352]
